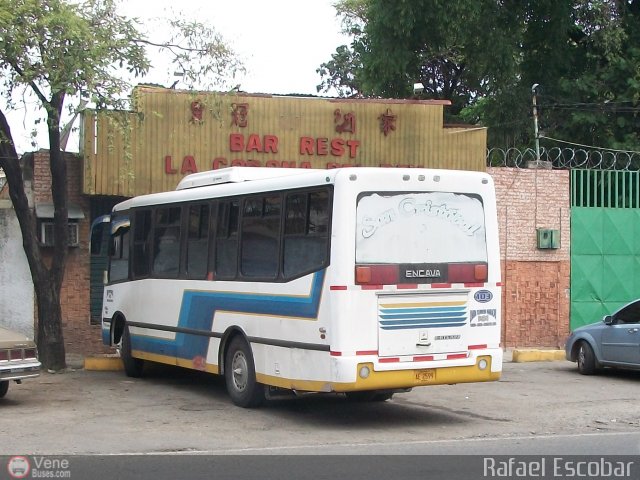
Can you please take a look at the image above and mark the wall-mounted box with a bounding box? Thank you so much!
[537,228,560,249]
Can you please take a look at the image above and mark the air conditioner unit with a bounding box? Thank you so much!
[40,222,79,247]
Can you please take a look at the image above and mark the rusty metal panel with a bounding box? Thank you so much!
[83,87,487,196]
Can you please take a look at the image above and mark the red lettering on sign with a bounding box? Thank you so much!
[246,134,262,153]
[327,162,362,169]
[164,156,177,174]
[230,133,280,154]
[300,136,360,158]
[330,138,345,156]
[181,156,198,174]
[204,159,318,169]
[264,135,278,153]
[346,140,360,158]
[212,157,227,170]
[316,138,328,156]
[299,137,314,155]
[230,134,244,152]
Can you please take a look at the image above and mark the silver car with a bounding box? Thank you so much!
[0,326,41,397]
[565,299,640,374]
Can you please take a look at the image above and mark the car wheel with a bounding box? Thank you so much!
[121,324,144,378]
[0,381,8,398]
[225,337,265,408]
[577,341,597,375]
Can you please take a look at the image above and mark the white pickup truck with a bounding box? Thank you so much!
[0,326,41,398]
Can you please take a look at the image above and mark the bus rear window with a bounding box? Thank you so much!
[356,192,487,264]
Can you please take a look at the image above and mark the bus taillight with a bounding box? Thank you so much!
[355,265,399,285]
[448,263,488,283]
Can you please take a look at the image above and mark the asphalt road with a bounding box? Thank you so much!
[1,358,639,478]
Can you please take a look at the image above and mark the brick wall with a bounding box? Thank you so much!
[33,151,113,355]
[488,167,570,348]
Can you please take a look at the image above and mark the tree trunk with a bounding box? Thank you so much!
[0,106,68,371]
[36,283,67,371]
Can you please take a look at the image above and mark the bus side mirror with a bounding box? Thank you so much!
[103,270,108,286]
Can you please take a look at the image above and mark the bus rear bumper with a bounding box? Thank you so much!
[331,350,502,392]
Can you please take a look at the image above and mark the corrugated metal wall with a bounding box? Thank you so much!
[570,169,640,329]
[82,87,487,196]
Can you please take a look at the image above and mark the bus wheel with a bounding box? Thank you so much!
[225,337,265,408]
[121,325,144,378]
[0,381,8,398]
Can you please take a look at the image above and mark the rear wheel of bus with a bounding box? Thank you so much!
[225,336,265,408]
[121,324,144,378]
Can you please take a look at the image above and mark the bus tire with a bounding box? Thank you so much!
[0,381,8,398]
[121,324,144,378]
[225,337,265,408]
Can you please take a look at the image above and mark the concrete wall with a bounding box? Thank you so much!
[0,201,35,338]
[488,167,571,348]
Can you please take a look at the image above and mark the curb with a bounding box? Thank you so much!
[84,355,124,371]
[511,349,565,363]
[83,350,564,369]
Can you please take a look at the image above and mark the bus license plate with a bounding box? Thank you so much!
[415,369,436,382]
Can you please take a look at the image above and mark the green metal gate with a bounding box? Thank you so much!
[570,170,640,329]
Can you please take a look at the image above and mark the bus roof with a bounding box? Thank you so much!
[111,167,493,213]
[176,167,324,190]
[113,167,337,212]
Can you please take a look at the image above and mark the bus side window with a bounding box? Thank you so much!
[186,203,209,279]
[132,209,152,278]
[152,207,181,277]
[109,228,130,283]
[283,189,330,279]
[240,195,281,278]
[215,200,239,279]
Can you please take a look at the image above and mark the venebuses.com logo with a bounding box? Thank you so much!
[7,456,30,479]
[6,455,71,478]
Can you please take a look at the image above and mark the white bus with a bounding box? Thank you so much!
[101,167,502,407]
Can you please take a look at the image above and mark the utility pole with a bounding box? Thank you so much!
[531,83,541,162]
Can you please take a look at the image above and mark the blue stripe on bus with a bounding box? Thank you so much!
[380,316,467,326]
[130,270,325,361]
[380,322,467,330]
[379,306,466,315]
[379,312,467,320]
[378,304,468,330]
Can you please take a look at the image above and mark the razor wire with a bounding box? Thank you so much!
[486,146,640,171]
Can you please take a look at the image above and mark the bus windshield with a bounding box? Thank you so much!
[356,191,487,264]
